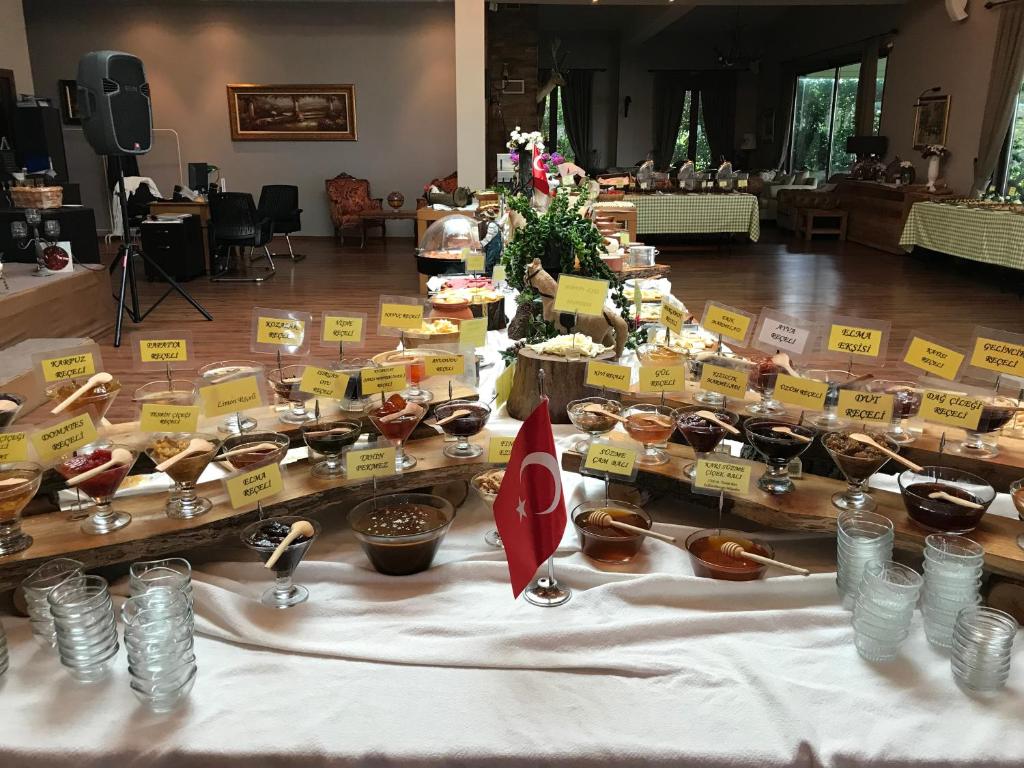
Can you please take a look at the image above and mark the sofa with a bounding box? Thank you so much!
[776,184,840,232]
[755,171,820,221]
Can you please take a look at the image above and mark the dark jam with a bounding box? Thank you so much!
[688,534,772,581]
[434,403,489,438]
[823,431,891,482]
[977,402,1016,433]
[902,482,987,532]
[246,519,312,574]
[748,358,779,394]
[57,450,132,499]
[353,503,449,575]
[746,422,815,462]
[888,387,922,419]
[574,507,649,563]
[569,402,620,434]
[675,411,728,453]
[303,423,361,455]
[227,444,283,469]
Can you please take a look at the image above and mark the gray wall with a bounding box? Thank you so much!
[24,0,456,236]
[880,0,1000,193]
[1,0,34,93]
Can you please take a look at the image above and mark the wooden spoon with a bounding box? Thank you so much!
[587,510,676,543]
[50,372,113,415]
[849,433,923,472]
[771,352,799,376]
[378,403,423,424]
[928,490,984,509]
[154,438,216,473]
[218,442,281,460]
[434,408,471,427]
[264,520,316,569]
[65,447,134,487]
[303,426,359,438]
[0,400,18,412]
[695,409,741,435]
[837,372,874,389]
[719,541,810,576]
[0,477,30,488]
[581,403,629,424]
[627,413,674,428]
[771,425,813,443]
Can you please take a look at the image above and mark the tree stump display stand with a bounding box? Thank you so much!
[506,348,615,424]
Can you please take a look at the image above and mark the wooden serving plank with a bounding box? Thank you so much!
[0,432,496,591]
[560,432,1024,581]
[608,383,1024,492]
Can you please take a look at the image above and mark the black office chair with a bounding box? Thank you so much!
[257,184,304,262]
[208,192,275,283]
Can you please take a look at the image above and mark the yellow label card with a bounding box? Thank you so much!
[361,365,407,396]
[30,414,97,462]
[465,253,485,272]
[459,318,488,350]
[139,404,200,433]
[694,458,752,494]
[836,389,893,423]
[585,361,632,391]
[660,301,685,334]
[827,324,883,358]
[139,338,188,363]
[346,446,398,479]
[322,315,364,343]
[299,366,348,399]
[256,316,305,346]
[0,432,29,463]
[638,365,686,393]
[702,304,751,344]
[904,337,964,381]
[774,374,828,410]
[492,265,507,283]
[424,354,465,378]
[225,463,283,509]
[460,247,471,260]
[488,437,514,463]
[619,232,630,246]
[199,375,263,418]
[379,303,423,330]
[583,443,637,477]
[970,336,1024,376]
[553,274,609,317]
[40,351,96,383]
[699,363,747,397]
[495,363,515,408]
[919,390,983,430]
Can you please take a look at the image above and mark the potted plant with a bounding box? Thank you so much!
[921,145,949,192]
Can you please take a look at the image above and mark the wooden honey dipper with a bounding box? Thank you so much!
[719,541,810,576]
[587,510,676,543]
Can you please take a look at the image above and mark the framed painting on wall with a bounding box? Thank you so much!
[913,94,950,149]
[58,79,81,125]
[226,84,357,141]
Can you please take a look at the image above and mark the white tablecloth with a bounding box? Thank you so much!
[1,311,1023,766]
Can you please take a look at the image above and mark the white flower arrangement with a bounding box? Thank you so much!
[921,144,949,159]
[899,160,915,169]
[507,126,546,153]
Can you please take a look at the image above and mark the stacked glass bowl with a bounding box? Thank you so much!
[852,560,923,662]
[921,534,984,648]
[836,509,895,609]
[952,607,1018,693]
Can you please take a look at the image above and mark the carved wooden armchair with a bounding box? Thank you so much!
[325,172,383,245]
[416,171,459,208]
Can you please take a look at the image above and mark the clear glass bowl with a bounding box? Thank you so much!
[146,433,221,519]
[348,493,455,576]
[898,466,995,533]
[571,499,651,563]
[0,461,42,556]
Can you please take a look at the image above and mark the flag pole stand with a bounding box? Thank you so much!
[524,557,571,607]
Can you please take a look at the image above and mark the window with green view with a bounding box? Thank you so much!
[672,91,712,170]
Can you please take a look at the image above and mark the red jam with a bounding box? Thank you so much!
[57,450,132,499]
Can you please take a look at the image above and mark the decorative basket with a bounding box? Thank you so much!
[11,186,63,209]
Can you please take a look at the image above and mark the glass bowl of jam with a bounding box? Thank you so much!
[1011,479,1024,550]
[623,404,675,466]
[0,461,42,556]
[685,528,775,581]
[898,466,995,533]
[132,380,198,407]
[242,516,321,608]
[219,431,290,471]
[744,417,816,494]
[567,397,622,454]
[145,432,222,519]
[571,500,651,563]
[434,400,491,459]
[46,375,122,424]
[302,420,362,478]
[55,443,140,535]
[348,493,455,576]
[672,405,740,480]
[949,395,1017,460]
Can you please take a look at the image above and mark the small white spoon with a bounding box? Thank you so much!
[51,372,113,415]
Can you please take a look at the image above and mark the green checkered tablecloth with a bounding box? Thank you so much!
[900,201,1024,271]
[623,193,760,240]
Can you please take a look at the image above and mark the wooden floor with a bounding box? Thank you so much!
[80,229,1024,423]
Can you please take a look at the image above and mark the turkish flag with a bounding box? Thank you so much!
[493,399,567,598]
[532,146,551,196]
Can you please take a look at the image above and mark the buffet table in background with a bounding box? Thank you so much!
[623,193,760,240]
[900,201,1024,271]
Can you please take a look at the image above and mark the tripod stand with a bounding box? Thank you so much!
[109,157,212,346]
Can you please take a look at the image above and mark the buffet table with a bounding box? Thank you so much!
[900,201,1024,271]
[2,304,1024,766]
[623,193,760,240]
